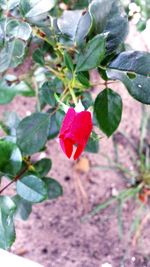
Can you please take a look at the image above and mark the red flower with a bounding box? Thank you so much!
[59,107,92,160]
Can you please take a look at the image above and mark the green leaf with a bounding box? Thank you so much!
[75,11,92,46]
[108,51,150,76]
[0,196,16,249]
[13,81,35,97]
[17,175,48,203]
[0,80,16,104]
[1,112,20,136]
[0,0,19,10]
[0,39,26,72]
[47,109,64,139]
[34,158,52,177]
[20,0,56,18]
[82,91,93,109]
[0,140,22,175]
[57,10,83,42]
[32,48,45,66]
[85,132,99,153]
[77,72,91,88]
[107,69,150,104]
[43,177,63,199]
[76,34,106,72]
[55,110,65,128]
[39,80,61,107]
[94,88,122,136]
[64,51,74,72]
[12,195,32,221]
[48,113,59,139]
[0,79,35,104]
[89,0,128,54]
[57,10,92,46]
[6,19,32,41]
[16,112,50,155]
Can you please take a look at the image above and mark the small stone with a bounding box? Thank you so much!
[101,263,112,267]
[111,188,119,197]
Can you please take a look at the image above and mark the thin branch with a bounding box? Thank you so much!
[0,166,28,195]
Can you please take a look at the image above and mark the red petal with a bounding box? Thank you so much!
[59,108,92,160]
[67,111,92,145]
[59,108,76,136]
[73,144,85,160]
[60,137,73,158]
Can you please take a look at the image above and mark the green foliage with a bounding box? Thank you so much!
[64,51,74,72]
[94,88,122,136]
[17,175,48,203]
[43,177,63,199]
[13,195,32,220]
[33,158,52,177]
[0,79,34,104]
[89,0,128,53]
[20,0,55,18]
[76,34,106,72]
[0,196,16,249]
[16,113,50,155]
[107,69,150,104]
[85,132,99,153]
[0,0,150,250]
[0,140,22,175]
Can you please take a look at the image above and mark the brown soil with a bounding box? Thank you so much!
[0,24,150,267]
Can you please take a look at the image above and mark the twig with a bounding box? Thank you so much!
[91,81,119,87]
[0,166,28,194]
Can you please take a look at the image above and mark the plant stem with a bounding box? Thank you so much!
[69,72,77,105]
[91,81,119,87]
[0,166,28,195]
[46,65,64,80]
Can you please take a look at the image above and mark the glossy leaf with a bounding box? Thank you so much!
[108,51,150,76]
[17,175,48,203]
[0,80,34,104]
[0,196,16,249]
[39,80,61,107]
[85,132,99,153]
[34,158,52,177]
[1,112,20,137]
[94,88,122,136]
[0,140,22,175]
[0,40,26,72]
[20,0,55,17]
[57,10,82,42]
[48,113,59,139]
[0,0,19,10]
[12,195,32,221]
[6,19,32,41]
[47,109,64,139]
[82,92,93,109]
[43,177,63,199]
[75,11,92,46]
[32,48,45,66]
[107,69,150,104]
[16,113,50,155]
[64,51,74,72]
[77,72,91,88]
[76,34,106,72]
[89,0,128,53]
[0,80,16,104]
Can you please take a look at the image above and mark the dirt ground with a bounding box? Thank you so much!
[0,24,150,267]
